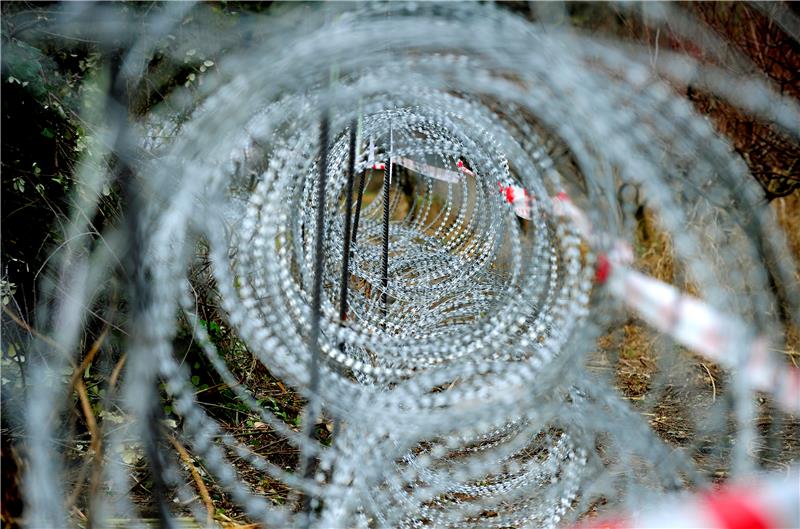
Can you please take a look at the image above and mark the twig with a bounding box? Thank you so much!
[700,363,716,402]
[194,381,235,396]
[65,377,102,511]
[66,327,112,512]
[2,304,64,352]
[75,379,101,454]
[70,506,88,522]
[446,377,460,391]
[169,436,215,526]
[109,353,128,389]
[780,347,799,369]
[69,328,108,389]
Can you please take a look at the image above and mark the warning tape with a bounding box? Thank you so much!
[360,144,799,412]
[492,181,798,413]
[574,466,799,529]
[364,140,463,182]
[549,192,800,414]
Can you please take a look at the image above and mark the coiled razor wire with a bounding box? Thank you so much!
[13,2,800,528]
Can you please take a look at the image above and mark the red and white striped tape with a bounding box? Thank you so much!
[549,192,799,413]
[573,466,799,529]
[368,137,386,170]
[493,184,799,413]
[395,156,462,183]
[602,264,800,412]
[359,146,800,411]
[365,140,467,182]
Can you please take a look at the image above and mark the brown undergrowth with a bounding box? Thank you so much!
[54,174,798,527]
[597,195,800,488]
[191,181,800,526]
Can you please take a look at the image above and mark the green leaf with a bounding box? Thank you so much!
[191,375,200,386]
[41,127,55,139]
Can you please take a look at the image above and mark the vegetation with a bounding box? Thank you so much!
[1,2,798,527]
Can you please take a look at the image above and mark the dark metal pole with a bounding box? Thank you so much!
[301,113,329,522]
[110,51,173,529]
[350,169,367,246]
[338,120,357,322]
[381,151,391,318]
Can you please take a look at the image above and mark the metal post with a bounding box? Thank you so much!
[381,129,392,319]
[110,50,174,529]
[338,120,357,323]
[350,171,367,245]
[301,113,329,522]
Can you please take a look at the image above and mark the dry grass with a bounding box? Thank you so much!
[773,193,800,265]
[635,209,674,283]
[771,192,800,359]
[604,193,800,480]
[75,183,800,527]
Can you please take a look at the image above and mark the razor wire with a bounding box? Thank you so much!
[12,2,800,529]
